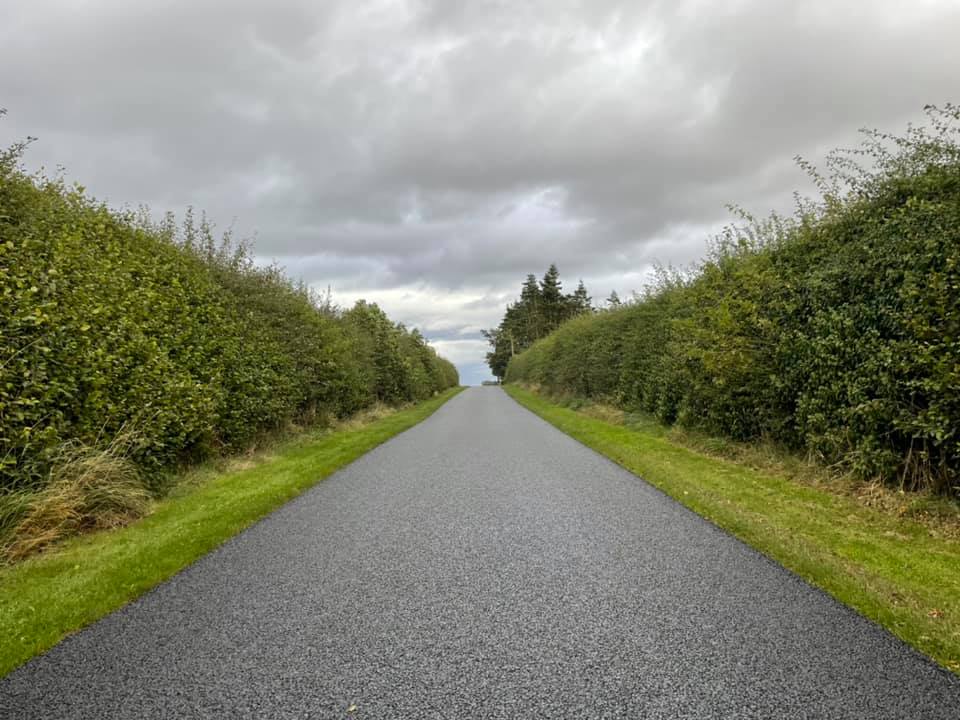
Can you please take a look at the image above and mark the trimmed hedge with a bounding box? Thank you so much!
[0,141,457,492]
[507,106,960,494]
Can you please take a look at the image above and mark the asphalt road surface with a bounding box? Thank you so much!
[3,387,959,719]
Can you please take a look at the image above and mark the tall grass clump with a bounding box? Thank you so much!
[506,105,960,495]
[0,126,458,557]
[1,431,149,562]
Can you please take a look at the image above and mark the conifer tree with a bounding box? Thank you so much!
[570,280,592,315]
[520,274,542,341]
[540,264,564,331]
[484,264,593,379]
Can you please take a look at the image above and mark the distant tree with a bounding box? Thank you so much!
[519,274,542,341]
[539,264,565,330]
[484,264,593,379]
[481,327,512,381]
[605,290,622,310]
[570,280,592,315]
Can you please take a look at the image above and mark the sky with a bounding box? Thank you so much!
[2,1,958,385]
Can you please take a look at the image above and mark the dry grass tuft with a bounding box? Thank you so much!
[336,402,397,431]
[579,403,626,425]
[1,432,150,563]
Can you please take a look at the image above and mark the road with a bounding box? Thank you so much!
[2,387,958,719]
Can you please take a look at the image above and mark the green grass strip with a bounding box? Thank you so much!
[505,384,960,675]
[0,388,462,677]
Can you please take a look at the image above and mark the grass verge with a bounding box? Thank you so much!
[505,384,960,675]
[0,388,462,677]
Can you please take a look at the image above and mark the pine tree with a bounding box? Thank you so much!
[484,265,594,379]
[519,274,542,342]
[540,263,564,332]
[570,280,592,315]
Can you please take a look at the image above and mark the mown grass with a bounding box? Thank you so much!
[0,388,462,678]
[506,384,960,675]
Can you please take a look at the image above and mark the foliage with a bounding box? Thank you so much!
[0,141,458,498]
[506,106,960,494]
[483,264,594,379]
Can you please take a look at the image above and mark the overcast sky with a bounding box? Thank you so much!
[3,1,958,384]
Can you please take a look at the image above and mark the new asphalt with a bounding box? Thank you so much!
[2,387,959,719]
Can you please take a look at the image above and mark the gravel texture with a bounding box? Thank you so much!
[2,387,959,719]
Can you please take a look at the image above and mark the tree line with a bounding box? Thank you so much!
[503,106,960,496]
[483,264,599,379]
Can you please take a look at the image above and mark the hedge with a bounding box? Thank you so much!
[0,140,458,493]
[507,106,960,494]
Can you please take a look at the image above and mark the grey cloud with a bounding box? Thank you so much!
[2,0,958,382]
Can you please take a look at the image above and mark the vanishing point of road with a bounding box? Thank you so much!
[3,388,959,719]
